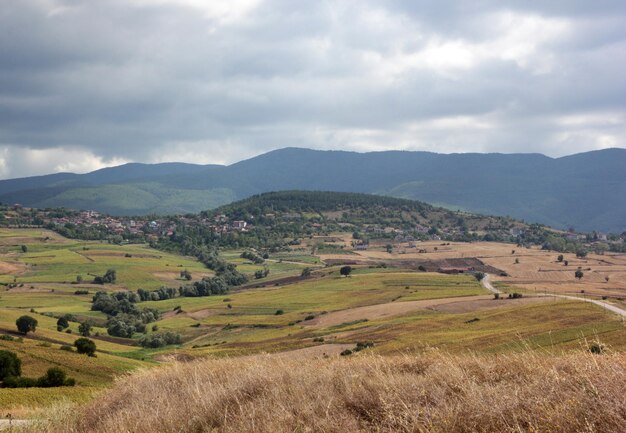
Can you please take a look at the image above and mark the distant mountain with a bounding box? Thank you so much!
[1,147,625,232]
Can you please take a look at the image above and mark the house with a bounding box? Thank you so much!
[510,228,525,237]
[354,241,369,251]
[232,220,247,230]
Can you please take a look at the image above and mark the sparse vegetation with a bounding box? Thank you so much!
[24,351,626,433]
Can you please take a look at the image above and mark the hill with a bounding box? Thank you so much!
[1,147,625,232]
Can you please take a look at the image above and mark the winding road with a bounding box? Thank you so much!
[481,274,626,318]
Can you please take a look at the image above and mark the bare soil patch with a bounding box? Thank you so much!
[0,260,26,275]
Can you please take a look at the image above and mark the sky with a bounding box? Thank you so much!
[1,0,625,179]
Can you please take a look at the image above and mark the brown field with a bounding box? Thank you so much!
[306,295,494,328]
[320,241,626,300]
[25,350,626,433]
[0,260,26,275]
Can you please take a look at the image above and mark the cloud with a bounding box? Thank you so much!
[0,0,624,178]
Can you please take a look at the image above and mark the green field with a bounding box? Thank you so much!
[1,228,625,415]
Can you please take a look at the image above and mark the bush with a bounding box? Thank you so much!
[78,321,92,337]
[2,376,36,388]
[139,332,182,348]
[340,266,352,277]
[56,316,69,331]
[275,309,284,315]
[74,338,97,357]
[60,345,74,352]
[589,343,605,355]
[340,349,353,356]
[301,268,312,277]
[37,367,68,387]
[0,350,21,380]
[16,315,38,334]
[304,315,315,321]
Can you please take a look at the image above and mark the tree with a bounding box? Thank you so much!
[21,245,28,253]
[385,244,393,254]
[474,272,485,282]
[557,254,564,262]
[575,269,584,281]
[0,350,21,380]
[576,250,588,258]
[74,338,97,356]
[301,267,312,277]
[78,321,92,337]
[340,266,352,277]
[16,315,38,335]
[180,269,192,281]
[56,316,69,331]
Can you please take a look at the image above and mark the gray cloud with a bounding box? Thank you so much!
[0,0,624,177]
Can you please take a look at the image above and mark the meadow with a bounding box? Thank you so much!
[1,228,626,422]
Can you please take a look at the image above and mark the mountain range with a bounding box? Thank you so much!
[1,147,625,232]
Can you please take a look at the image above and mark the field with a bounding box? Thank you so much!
[22,350,626,433]
[1,229,626,424]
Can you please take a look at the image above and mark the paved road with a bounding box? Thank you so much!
[482,273,626,318]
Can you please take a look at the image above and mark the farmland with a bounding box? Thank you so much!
[1,227,626,422]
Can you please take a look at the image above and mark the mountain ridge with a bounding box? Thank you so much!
[1,147,624,232]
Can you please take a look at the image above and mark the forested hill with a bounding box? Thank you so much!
[207,190,540,244]
[1,147,625,232]
[213,191,433,215]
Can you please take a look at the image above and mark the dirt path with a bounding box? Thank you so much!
[481,274,501,294]
[487,273,626,318]
[539,293,626,318]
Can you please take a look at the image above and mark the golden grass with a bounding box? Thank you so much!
[26,349,626,433]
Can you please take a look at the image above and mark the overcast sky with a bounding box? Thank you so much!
[1,0,625,178]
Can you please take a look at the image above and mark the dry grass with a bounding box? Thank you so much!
[27,349,626,433]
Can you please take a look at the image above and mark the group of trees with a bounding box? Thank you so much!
[93,269,117,285]
[0,350,76,388]
[179,276,229,297]
[138,332,182,348]
[240,250,265,264]
[91,291,160,338]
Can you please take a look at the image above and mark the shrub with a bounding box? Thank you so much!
[2,376,37,388]
[139,332,182,348]
[354,341,374,351]
[56,316,69,330]
[304,315,315,321]
[589,343,605,355]
[74,338,97,357]
[340,349,353,356]
[301,268,312,277]
[78,321,93,337]
[275,309,284,315]
[60,345,74,352]
[0,350,21,380]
